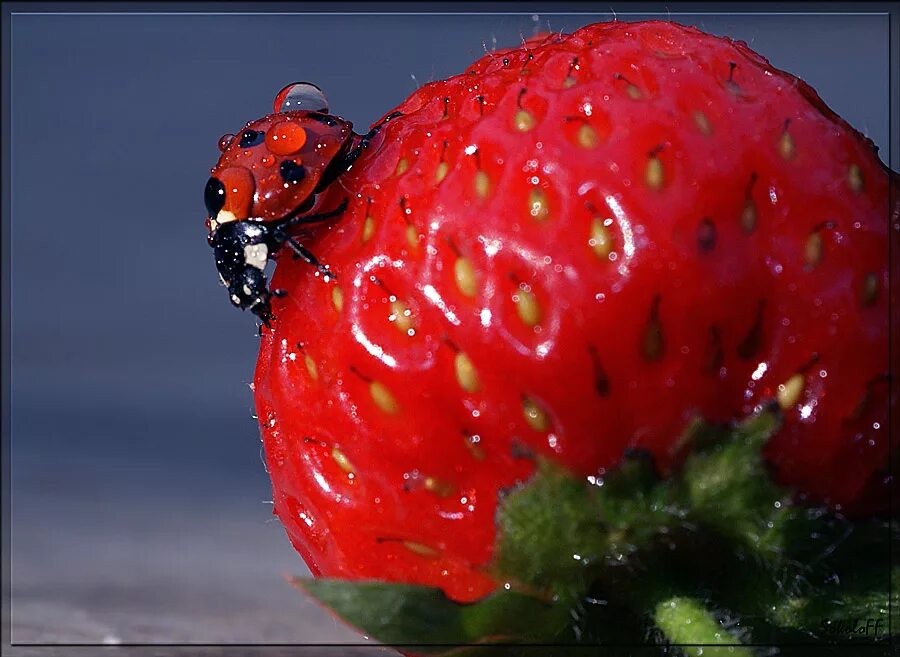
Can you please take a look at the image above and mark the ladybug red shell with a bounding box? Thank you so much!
[204,82,401,327]
[207,112,353,229]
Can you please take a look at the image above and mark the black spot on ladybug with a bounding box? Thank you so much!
[306,112,338,127]
[279,160,306,184]
[697,218,717,252]
[239,129,265,148]
[204,177,225,217]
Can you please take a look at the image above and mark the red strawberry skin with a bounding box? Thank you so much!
[253,21,896,603]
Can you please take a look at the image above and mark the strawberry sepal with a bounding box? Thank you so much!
[295,409,897,654]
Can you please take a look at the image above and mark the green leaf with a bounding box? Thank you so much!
[294,577,571,653]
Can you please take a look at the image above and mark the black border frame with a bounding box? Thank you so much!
[1,2,897,655]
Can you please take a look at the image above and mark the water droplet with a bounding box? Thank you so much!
[274,81,329,113]
[217,133,235,152]
[266,121,308,155]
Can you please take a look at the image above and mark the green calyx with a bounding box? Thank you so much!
[296,408,897,655]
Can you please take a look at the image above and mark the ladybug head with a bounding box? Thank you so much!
[204,82,354,231]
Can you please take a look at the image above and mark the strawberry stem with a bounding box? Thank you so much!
[653,596,753,656]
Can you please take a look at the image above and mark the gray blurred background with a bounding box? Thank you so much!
[6,5,892,650]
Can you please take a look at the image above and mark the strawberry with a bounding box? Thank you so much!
[247,20,897,650]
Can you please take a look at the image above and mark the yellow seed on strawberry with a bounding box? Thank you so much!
[514,109,536,131]
[848,163,864,193]
[779,129,795,160]
[522,396,550,432]
[403,541,439,558]
[435,161,449,183]
[332,286,344,313]
[862,272,879,306]
[423,476,455,497]
[777,374,805,409]
[694,111,712,135]
[804,231,823,267]
[646,155,664,190]
[390,299,413,333]
[590,218,613,258]
[454,351,480,393]
[475,170,491,199]
[741,199,757,234]
[304,354,318,380]
[577,123,599,148]
[454,257,478,298]
[405,224,419,250]
[395,158,409,176]
[361,216,375,243]
[514,286,541,326]
[370,381,400,415]
[529,188,550,221]
[331,447,354,473]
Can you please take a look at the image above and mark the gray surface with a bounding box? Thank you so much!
[6,6,891,648]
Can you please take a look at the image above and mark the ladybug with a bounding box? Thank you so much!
[204,82,400,326]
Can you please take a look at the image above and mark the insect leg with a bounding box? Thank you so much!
[285,238,338,280]
[341,111,403,170]
[278,197,349,230]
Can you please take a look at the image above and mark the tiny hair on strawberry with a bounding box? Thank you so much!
[203,20,898,654]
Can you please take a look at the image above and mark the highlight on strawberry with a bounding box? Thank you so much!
[204,19,898,655]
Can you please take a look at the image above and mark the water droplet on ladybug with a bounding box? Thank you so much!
[266,121,308,155]
[218,133,235,152]
[274,81,330,113]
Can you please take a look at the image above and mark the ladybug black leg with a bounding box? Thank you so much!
[277,197,349,230]
[255,306,273,332]
[285,238,338,280]
[359,111,403,147]
[313,113,403,193]
[341,111,403,170]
